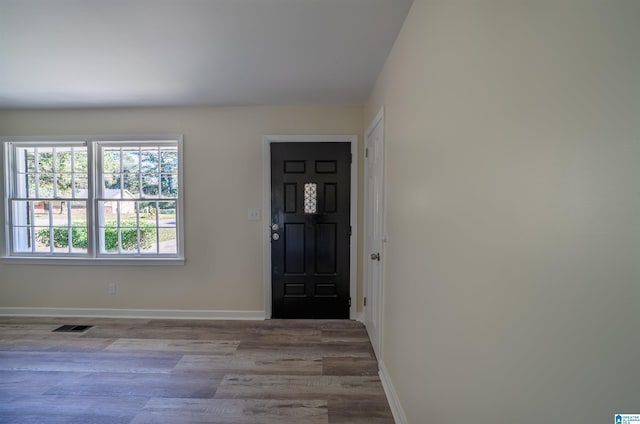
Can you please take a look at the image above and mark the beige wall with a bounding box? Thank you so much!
[0,106,364,313]
[366,0,639,422]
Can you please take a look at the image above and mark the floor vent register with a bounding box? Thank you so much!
[52,325,93,333]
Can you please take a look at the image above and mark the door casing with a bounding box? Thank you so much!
[263,135,358,319]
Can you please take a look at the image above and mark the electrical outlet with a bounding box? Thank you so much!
[108,282,117,295]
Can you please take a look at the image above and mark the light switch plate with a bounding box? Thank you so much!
[247,208,261,221]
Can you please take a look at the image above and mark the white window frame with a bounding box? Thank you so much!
[1,135,184,265]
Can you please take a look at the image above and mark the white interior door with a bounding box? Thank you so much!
[364,108,384,359]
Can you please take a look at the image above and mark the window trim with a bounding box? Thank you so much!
[1,135,184,265]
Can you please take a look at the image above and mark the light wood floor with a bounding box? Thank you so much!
[0,317,394,424]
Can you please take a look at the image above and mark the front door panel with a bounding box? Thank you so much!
[271,142,351,318]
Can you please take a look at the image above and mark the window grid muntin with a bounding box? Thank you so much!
[34,147,40,197]
[3,137,182,259]
[99,144,178,199]
[97,200,177,256]
[14,145,88,200]
[97,142,179,256]
[8,142,89,256]
[11,199,89,255]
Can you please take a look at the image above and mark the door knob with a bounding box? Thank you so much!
[370,252,380,261]
[272,233,280,241]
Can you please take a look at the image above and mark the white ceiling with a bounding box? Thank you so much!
[0,0,413,108]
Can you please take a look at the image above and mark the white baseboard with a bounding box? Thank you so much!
[379,360,408,424]
[353,311,364,322]
[0,307,265,320]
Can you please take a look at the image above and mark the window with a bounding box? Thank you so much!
[2,136,183,263]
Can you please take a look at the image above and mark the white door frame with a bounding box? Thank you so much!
[262,135,358,319]
[364,107,385,358]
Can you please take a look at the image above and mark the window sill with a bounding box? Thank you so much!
[0,256,185,266]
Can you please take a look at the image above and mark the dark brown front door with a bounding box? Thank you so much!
[271,142,351,318]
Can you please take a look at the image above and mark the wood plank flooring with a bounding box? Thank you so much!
[0,317,393,423]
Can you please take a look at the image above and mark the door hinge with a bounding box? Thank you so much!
[348,297,352,307]
[364,297,367,306]
[365,148,369,158]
